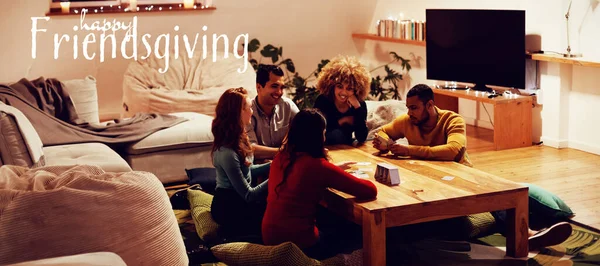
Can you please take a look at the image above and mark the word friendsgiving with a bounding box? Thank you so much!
[31,9,249,73]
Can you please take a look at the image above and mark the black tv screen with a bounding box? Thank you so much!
[426,9,526,91]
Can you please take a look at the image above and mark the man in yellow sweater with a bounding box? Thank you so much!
[374,84,572,250]
[373,84,472,166]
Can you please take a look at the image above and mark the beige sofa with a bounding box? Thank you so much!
[0,101,217,184]
[0,103,130,173]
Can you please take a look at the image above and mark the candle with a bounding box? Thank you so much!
[183,0,195,9]
[60,2,70,14]
[129,0,137,12]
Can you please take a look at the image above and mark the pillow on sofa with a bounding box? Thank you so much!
[62,75,99,124]
[521,183,574,219]
[188,188,220,244]
[210,242,320,266]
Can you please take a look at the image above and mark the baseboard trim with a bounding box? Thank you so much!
[540,137,569,148]
[567,140,600,156]
[463,117,494,130]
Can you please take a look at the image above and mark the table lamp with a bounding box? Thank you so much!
[563,0,582,57]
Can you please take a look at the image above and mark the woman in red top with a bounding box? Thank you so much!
[262,109,377,259]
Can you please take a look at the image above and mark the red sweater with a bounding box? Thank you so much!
[262,152,377,248]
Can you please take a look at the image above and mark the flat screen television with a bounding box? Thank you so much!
[426,9,526,92]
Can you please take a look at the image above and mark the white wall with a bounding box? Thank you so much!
[0,0,376,118]
[360,0,600,155]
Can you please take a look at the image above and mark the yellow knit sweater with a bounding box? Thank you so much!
[378,107,472,167]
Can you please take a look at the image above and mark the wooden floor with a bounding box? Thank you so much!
[466,125,600,231]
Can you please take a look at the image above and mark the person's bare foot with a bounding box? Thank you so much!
[528,222,573,250]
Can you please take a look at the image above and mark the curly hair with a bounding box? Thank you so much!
[316,55,371,101]
[212,87,253,163]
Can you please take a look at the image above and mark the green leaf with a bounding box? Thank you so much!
[383,66,403,86]
[370,77,381,97]
[401,58,412,72]
[271,54,279,64]
[250,59,258,71]
[390,51,403,61]
[315,59,330,77]
[278,47,283,57]
[279,58,296,73]
[260,44,279,58]
[247,39,260,53]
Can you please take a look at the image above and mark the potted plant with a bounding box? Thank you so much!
[246,38,412,109]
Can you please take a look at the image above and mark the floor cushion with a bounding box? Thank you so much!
[210,241,320,266]
[522,182,574,219]
[188,188,220,244]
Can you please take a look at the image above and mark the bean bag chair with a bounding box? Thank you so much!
[0,165,187,265]
[122,50,257,117]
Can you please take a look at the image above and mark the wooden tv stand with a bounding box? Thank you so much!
[432,88,533,150]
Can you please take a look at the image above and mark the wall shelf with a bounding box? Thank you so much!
[352,33,426,47]
[526,53,600,68]
[46,4,216,16]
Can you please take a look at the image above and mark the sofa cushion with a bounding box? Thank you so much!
[210,242,320,266]
[126,145,213,184]
[127,112,214,155]
[42,143,132,172]
[62,75,100,124]
[0,165,187,266]
[0,112,33,167]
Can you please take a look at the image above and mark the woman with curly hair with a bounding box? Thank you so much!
[262,109,377,259]
[211,87,270,239]
[314,55,371,146]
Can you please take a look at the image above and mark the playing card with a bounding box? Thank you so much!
[348,170,369,179]
[376,134,393,149]
[355,162,372,166]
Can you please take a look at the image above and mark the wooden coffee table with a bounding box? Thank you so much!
[322,145,529,266]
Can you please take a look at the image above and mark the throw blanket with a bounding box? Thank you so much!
[0,77,186,149]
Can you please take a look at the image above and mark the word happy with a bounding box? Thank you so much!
[31,9,249,73]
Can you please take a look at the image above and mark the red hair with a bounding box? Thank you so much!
[212,87,252,163]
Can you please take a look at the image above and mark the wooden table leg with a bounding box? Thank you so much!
[362,210,386,266]
[505,190,529,257]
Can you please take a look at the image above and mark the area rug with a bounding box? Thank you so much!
[168,187,599,266]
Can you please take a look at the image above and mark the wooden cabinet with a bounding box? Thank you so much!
[433,88,533,150]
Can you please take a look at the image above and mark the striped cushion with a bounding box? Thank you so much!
[188,188,220,244]
[211,242,320,266]
[0,165,187,265]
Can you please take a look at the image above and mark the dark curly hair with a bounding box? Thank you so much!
[316,55,371,101]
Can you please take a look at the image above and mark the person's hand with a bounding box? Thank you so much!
[347,95,361,109]
[373,134,389,152]
[335,161,356,170]
[389,143,409,156]
[339,116,354,126]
